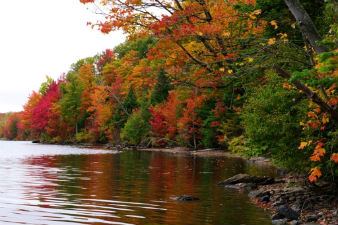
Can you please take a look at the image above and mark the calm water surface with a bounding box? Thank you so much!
[0,141,274,225]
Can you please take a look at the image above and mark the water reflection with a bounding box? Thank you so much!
[0,141,273,225]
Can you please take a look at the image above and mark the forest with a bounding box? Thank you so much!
[0,0,337,182]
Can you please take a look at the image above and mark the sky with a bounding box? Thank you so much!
[0,0,125,113]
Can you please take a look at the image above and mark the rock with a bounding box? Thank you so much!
[171,195,199,201]
[248,189,271,198]
[290,220,298,225]
[277,205,300,220]
[260,195,270,203]
[306,214,319,222]
[223,183,257,190]
[271,214,284,220]
[218,174,274,186]
[32,140,40,143]
[271,219,288,225]
[272,199,285,208]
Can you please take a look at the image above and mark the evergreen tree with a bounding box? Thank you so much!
[113,87,139,129]
[151,69,172,105]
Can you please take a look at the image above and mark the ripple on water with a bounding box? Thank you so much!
[0,140,273,225]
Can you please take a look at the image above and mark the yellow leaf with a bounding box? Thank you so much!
[228,69,233,74]
[298,141,308,149]
[280,33,288,39]
[322,117,329,124]
[247,57,254,63]
[219,67,225,72]
[223,31,230,37]
[291,23,296,29]
[268,38,276,45]
[253,9,262,15]
[270,20,278,29]
[249,10,261,20]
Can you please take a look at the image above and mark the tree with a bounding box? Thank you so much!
[151,69,172,105]
[113,86,139,129]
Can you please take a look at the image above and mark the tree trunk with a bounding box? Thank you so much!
[284,0,329,54]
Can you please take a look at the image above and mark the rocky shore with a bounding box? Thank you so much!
[218,173,338,225]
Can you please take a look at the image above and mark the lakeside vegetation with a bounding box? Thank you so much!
[1,0,338,183]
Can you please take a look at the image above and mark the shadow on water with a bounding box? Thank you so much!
[0,141,274,225]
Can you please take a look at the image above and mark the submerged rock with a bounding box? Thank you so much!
[218,173,274,188]
[171,195,199,201]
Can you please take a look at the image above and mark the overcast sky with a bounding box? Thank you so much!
[0,0,125,113]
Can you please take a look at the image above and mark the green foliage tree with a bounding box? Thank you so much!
[151,69,172,105]
[121,99,151,146]
[114,37,156,59]
[113,87,139,129]
[240,72,309,169]
[59,71,86,134]
[39,76,54,95]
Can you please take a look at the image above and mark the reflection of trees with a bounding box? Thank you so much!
[23,151,274,225]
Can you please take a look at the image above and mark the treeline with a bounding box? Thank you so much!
[1,0,338,181]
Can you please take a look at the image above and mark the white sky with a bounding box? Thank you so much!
[0,0,125,113]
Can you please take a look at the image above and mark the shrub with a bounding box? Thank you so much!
[240,72,310,169]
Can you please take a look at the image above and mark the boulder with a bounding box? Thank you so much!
[277,205,300,221]
[218,174,274,186]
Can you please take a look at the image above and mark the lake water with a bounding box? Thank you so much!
[0,141,274,225]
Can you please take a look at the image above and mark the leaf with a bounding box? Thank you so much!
[298,141,308,149]
[270,20,278,29]
[331,153,338,163]
[309,167,322,182]
[268,38,276,45]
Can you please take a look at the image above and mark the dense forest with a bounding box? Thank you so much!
[1,0,337,182]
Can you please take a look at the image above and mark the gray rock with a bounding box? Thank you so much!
[290,220,298,225]
[272,219,288,225]
[248,189,271,198]
[277,205,299,220]
[223,182,257,190]
[218,174,274,186]
[271,214,284,220]
[272,199,285,208]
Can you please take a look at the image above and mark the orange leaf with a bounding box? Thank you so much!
[331,153,338,163]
